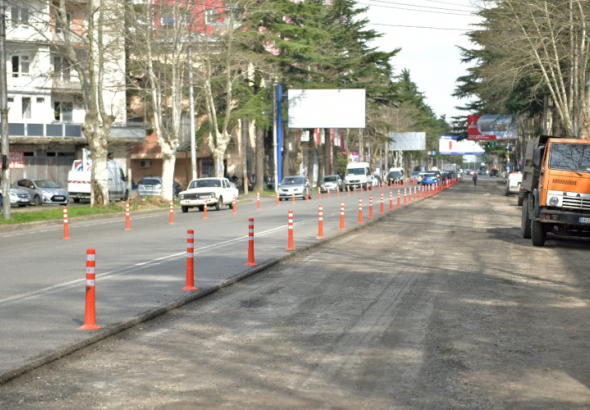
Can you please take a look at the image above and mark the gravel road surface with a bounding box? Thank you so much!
[1,179,589,409]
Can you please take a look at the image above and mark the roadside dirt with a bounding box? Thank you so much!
[1,180,589,409]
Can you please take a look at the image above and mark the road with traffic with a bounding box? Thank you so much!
[1,177,589,409]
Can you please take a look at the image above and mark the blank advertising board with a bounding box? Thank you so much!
[389,132,426,151]
[439,136,485,155]
[287,89,366,129]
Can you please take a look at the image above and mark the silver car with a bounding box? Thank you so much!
[138,176,182,199]
[320,175,343,192]
[16,179,69,206]
[279,176,312,200]
[4,187,31,207]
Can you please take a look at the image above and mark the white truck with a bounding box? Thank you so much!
[443,164,457,175]
[344,162,373,191]
[68,158,129,203]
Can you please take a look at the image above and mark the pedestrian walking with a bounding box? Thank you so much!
[473,172,478,186]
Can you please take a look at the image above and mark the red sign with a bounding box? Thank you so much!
[0,151,25,169]
[467,115,518,141]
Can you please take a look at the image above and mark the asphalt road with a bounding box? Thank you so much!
[0,182,426,377]
[1,177,589,409]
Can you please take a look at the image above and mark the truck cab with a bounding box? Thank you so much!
[521,135,590,246]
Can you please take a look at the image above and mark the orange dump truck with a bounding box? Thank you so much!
[521,135,590,246]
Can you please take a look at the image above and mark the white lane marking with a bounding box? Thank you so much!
[0,222,307,307]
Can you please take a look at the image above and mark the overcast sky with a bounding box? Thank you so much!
[363,0,482,122]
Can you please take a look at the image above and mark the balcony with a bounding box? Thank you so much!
[5,122,147,142]
[52,78,82,94]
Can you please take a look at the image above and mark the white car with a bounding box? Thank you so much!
[179,178,239,213]
[505,173,523,196]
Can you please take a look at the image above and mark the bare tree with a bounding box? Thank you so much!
[15,0,126,204]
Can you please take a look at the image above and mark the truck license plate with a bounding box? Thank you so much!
[580,217,590,223]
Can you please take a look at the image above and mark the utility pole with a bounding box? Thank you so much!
[0,0,10,220]
[188,45,197,181]
[242,117,248,195]
[272,81,278,191]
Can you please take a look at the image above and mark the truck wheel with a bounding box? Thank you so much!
[517,195,524,206]
[123,190,129,201]
[73,198,80,203]
[198,205,204,212]
[504,188,510,196]
[531,220,547,246]
[182,206,189,213]
[521,197,531,239]
[215,197,222,211]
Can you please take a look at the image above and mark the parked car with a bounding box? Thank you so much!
[279,176,312,200]
[505,172,523,196]
[344,162,373,191]
[7,187,31,207]
[420,172,439,185]
[15,179,68,206]
[179,177,239,212]
[137,176,182,199]
[320,175,343,192]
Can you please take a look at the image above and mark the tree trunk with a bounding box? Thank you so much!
[161,147,176,201]
[317,131,325,184]
[307,132,316,184]
[293,142,303,177]
[324,129,331,175]
[83,120,110,206]
[254,126,265,192]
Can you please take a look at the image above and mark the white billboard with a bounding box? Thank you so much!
[389,132,426,151]
[439,136,485,155]
[288,89,366,129]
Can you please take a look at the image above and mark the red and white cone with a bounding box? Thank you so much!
[233,195,237,214]
[277,192,280,206]
[287,211,295,251]
[358,198,363,224]
[246,218,256,266]
[80,249,100,330]
[339,201,345,231]
[63,207,70,240]
[169,201,174,225]
[389,191,394,211]
[369,195,374,219]
[380,192,384,214]
[317,205,325,239]
[183,230,197,291]
[125,202,131,231]
[404,188,408,205]
[257,192,261,210]
[397,189,401,208]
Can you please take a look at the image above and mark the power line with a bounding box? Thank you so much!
[420,0,477,9]
[359,1,473,17]
[368,22,470,30]
[361,0,475,13]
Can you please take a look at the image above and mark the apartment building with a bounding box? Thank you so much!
[5,0,144,187]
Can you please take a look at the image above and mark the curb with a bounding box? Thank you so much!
[0,187,449,385]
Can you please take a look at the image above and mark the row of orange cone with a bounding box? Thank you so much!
[79,177,460,330]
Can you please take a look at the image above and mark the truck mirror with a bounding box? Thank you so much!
[533,148,541,167]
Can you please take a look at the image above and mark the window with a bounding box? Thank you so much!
[11,7,29,26]
[11,55,29,78]
[7,97,14,103]
[204,9,217,25]
[37,97,45,103]
[55,11,72,34]
[53,56,70,81]
[54,102,73,122]
[22,97,31,119]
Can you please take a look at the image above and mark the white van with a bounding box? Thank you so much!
[345,162,372,190]
[68,158,128,203]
